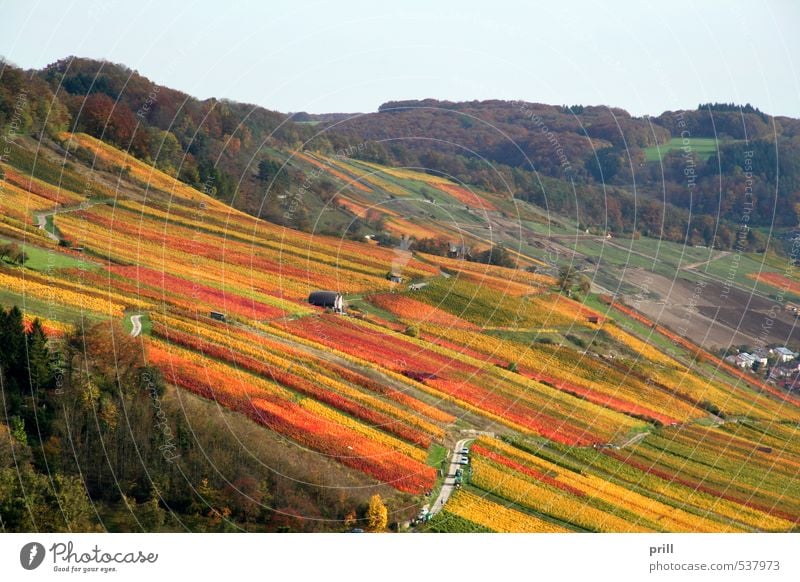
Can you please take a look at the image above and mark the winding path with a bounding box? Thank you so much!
[35,213,60,242]
[34,201,98,243]
[130,314,143,337]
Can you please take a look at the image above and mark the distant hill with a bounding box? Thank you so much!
[290,111,360,123]
[3,56,800,250]
[321,99,800,246]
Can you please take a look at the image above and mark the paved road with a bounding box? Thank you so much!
[130,314,143,337]
[430,438,471,516]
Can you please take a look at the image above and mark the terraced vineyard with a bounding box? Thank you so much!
[1,132,799,532]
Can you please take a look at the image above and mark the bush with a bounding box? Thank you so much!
[0,242,28,264]
[565,334,587,348]
[699,399,724,418]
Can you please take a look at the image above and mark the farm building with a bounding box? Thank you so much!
[308,291,345,313]
[774,347,797,362]
[734,353,756,369]
[448,243,470,259]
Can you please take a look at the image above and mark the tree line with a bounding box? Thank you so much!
[4,58,797,252]
[0,307,398,532]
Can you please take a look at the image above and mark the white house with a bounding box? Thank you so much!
[774,347,797,363]
[751,348,770,367]
[735,353,757,369]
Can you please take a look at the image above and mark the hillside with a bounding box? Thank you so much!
[321,99,800,242]
[2,121,800,532]
[4,57,798,252]
[2,56,800,533]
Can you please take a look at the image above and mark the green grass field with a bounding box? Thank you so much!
[643,137,722,162]
[349,296,400,322]
[0,237,94,272]
[566,236,712,279]
[425,443,448,467]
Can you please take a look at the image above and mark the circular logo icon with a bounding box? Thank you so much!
[20,542,46,570]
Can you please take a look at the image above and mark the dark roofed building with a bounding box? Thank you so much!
[308,291,344,313]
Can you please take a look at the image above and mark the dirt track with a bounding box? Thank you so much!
[620,268,800,350]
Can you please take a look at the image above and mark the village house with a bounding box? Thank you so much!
[774,347,797,363]
[751,347,770,367]
[734,352,756,369]
[783,373,800,393]
[771,360,800,379]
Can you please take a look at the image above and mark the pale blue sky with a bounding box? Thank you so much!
[1,0,798,117]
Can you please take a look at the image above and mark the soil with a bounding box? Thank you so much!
[619,268,800,350]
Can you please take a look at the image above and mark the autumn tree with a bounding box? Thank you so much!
[366,494,388,531]
[79,93,137,148]
[470,244,516,268]
[557,266,590,298]
[59,321,162,498]
[557,266,576,293]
